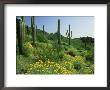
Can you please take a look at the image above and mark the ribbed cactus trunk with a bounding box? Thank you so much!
[31,16,36,45]
[69,24,71,45]
[26,25,29,34]
[57,19,61,45]
[16,19,23,54]
[43,25,44,34]
[21,16,25,42]
[36,25,37,35]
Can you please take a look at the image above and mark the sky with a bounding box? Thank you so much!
[17,16,94,38]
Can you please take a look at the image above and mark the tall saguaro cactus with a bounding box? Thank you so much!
[57,19,61,45]
[36,25,38,35]
[43,25,45,34]
[66,24,72,45]
[69,24,71,45]
[31,16,36,45]
[25,25,28,33]
[21,16,25,42]
[16,18,23,54]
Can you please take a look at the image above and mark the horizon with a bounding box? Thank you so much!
[16,16,94,38]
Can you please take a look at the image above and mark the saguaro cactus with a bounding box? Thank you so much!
[69,25,71,45]
[66,24,72,45]
[57,19,61,45]
[43,25,45,34]
[31,16,36,45]
[36,25,38,35]
[16,18,23,54]
[25,25,29,34]
[21,16,25,42]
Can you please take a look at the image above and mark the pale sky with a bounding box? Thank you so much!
[17,16,94,38]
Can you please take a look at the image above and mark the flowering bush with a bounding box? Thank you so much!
[23,42,34,56]
[25,55,91,74]
[26,59,77,74]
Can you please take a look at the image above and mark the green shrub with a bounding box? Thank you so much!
[16,55,29,74]
[25,35,32,42]
[66,48,80,57]
[37,32,48,43]
[58,51,64,60]
[74,62,81,70]
[80,66,94,74]
[85,50,94,63]
[23,42,34,57]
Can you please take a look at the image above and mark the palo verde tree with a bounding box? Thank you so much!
[66,24,72,45]
[31,16,36,45]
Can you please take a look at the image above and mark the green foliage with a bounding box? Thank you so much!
[85,50,94,64]
[66,48,80,57]
[74,62,81,70]
[16,55,36,74]
[48,32,58,41]
[23,42,34,57]
[25,34,32,42]
[36,31,48,43]
[35,42,64,62]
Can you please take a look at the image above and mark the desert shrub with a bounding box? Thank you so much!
[85,44,93,50]
[25,35,32,42]
[58,51,64,59]
[80,66,94,74]
[85,50,94,64]
[39,48,62,62]
[89,64,94,74]
[64,46,69,51]
[37,32,48,43]
[73,56,86,71]
[16,55,34,74]
[23,42,34,57]
[66,48,80,57]
[74,62,81,70]
[61,55,84,73]
[52,42,64,51]
[37,42,53,49]
[61,42,68,46]
[34,43,60,62]
[34,44,57,62]
[80,50,87,56]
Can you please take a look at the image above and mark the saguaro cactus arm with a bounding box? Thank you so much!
[66,30,68,36]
